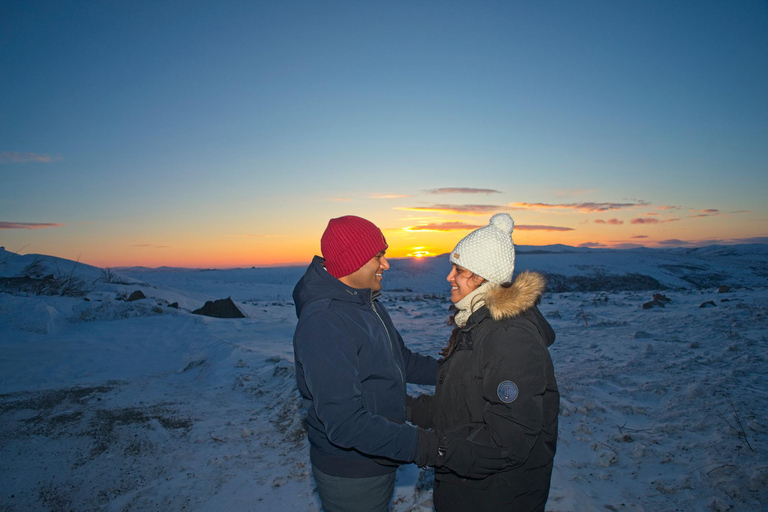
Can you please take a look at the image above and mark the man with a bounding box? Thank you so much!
[292,215,510,512]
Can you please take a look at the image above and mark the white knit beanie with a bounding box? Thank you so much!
[449,213,515,285]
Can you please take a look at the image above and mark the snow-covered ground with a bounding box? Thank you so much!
[1,246,767,511]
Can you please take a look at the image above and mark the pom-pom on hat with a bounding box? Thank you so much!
[321,216,388,278]
[449,213,515,285]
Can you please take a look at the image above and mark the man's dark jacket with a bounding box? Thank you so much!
[293,256,438,477]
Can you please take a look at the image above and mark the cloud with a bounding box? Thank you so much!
[579,241,607,248]
[515,225,575,232]
[396,204,507,215]
[424,188,502,195]
[329,198,352,202]
[594,218,624,225]
[370,194,411,199]
[0,222,64,230]
[404,222,483,232]
[631,235,649,239]
[131,244,169,248]
[689,208,721,218]
[630,217,679,224]
[402,220,574,232]
[509,201,649,212]
[0,152,60,164]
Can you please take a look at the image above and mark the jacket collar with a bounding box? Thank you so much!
[293,256,377,317]
[461,271,546,327]
[485,271,545,321]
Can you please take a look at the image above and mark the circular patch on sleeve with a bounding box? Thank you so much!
[497,380,519,403]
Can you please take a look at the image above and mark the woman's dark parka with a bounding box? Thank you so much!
[409,271,559,511]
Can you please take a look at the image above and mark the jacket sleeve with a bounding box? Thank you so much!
[398,328,439,385]
[374,302,438,385]
[471,324,550,468]
[295,308,420,462]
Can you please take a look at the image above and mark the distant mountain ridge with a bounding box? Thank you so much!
[3,244,767,295]
[386,243,768,293]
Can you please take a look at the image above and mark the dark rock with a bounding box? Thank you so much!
[168,302,179,309]
[642,300,665,309]
[718,285,732,293]
[653,293,672,303]
[127,290,146,302]
[192,297,245,318]
[699,301,717,308]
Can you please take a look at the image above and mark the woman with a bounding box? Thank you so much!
[408,213,559,512]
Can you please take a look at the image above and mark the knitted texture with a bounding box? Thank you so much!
[450,213,515,285]
[321,216,388,278]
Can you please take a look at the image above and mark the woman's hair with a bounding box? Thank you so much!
[440,320,460,359]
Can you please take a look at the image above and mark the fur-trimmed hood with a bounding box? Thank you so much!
[485,271,546,321]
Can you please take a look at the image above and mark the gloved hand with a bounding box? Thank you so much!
[407,394,436,429]
[416,428,510,479]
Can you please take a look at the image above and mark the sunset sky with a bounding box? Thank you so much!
[2,1,767,268]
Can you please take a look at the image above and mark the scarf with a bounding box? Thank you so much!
[453,281,494,328]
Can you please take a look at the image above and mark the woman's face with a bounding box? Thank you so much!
[447,264,485,303]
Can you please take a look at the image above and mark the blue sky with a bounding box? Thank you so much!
[1,1,767,267]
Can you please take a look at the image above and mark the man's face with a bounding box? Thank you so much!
[340,251,389,292]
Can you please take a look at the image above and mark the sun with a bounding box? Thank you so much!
[406,247,432,258]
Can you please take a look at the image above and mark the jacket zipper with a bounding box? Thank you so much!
[372,300,406,389]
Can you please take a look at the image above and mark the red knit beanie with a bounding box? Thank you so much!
[321,216,388,278]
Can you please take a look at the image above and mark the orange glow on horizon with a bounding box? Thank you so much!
[20,212,763,270]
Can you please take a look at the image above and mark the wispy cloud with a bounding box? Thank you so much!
[0,221,64,230]
[509,201,650,212]
[594,218,624,225]
[631,235,649,239]
[404,222,483,232]
[396,204,507,215]
[689,208,720,218]
[424,188,502,195]
[330,198,352,202]
[579,241,608,248]
[0,152,60,164]
[370,194,411,199]
[631,217,679,224]
[515,225,575,232]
